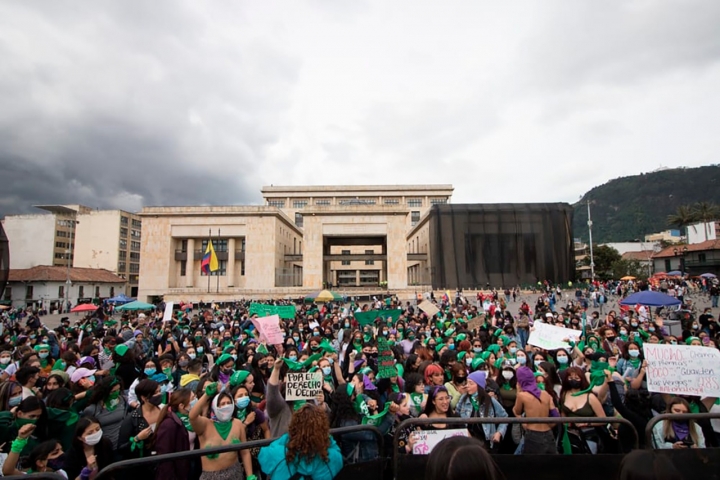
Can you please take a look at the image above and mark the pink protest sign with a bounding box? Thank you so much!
[250,314,285,345]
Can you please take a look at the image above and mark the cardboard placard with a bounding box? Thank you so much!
[285,371,323,401]
[418,300,440,317]
[643,344,720,397]
[411,429,471,455]
[527,322,580,350]
[162,302,174,322]
[250,314,285,345]
[377,338,396,378]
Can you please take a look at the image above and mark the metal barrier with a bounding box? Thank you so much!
[2,474,67,480]
[94,424,383,480]
[393,416,639,480]
[644,412,720,448]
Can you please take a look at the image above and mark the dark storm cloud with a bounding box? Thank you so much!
[0,0,301,218]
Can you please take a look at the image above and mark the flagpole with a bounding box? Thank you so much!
[216,228,221,294]
[207,228,211,294]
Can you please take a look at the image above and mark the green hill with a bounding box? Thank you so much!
[573,165,720,243]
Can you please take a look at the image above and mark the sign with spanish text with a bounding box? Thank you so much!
[643,344,720,397]
[250,314,285,345]
[411,429,470,455]
[527,322,580,351]
[285,371,323,401]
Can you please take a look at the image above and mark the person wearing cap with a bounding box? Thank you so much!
[456,370,508,449]
[70,367,97,413]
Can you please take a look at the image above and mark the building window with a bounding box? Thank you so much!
[295,213,303,228]
[120,227,128,237]
[241,261,245,276]
[56,230,67,238]
[95,286,100,298]
[131,229,141,238]
[411,211,420,226]
[119,251,127,260]
[342,250,351,266]
[58,285,65,298]
[121,216,129,225]
[384,198,400,205]
[180,262,186,276]
[129,263,140,274]
[118,261,127,271]
[3,287,11,300]
[665,259,671,272]
[315,199,331,206]
[24,285,33,300]
[200,260,227,276]
[109,287,115,297]
[365,249,374,265]
[131,219,141,228]
[699,253,707,263]
[119,239,127,249]
[130,252,140,261]
[201,239,228,252]
[78,286,84,298]
[268,200,285,208]
[55,242,67,249]
[293,200,308,209]
[430,198,448,205]
[131,241,141,251]
[408,198,422,208]
[180,239,188,252]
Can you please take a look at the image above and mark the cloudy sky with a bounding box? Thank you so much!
[1,0,719,217]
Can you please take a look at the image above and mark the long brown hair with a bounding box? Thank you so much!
[286,404,331,465]
[661,398,700,446]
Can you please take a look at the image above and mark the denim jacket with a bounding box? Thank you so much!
[456,394,508,441]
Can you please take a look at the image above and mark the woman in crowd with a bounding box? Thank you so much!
[455,370,508,449]
[64,416,114,480]
[652,397,706,449]
[444,362,468,410]
[83,375,127,449]
[419,385,456,429]
[154,387,193,480]
[2,428,66,477]
[118,379,162,479]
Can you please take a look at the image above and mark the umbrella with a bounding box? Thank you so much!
[115,300,155,311]
[700,273,717,278]
[666,271,683,276]
[620,276,636,281]
[305,290,343,303]
[105,293,134,304]
[71,303,99,312]
[620,291,681,308]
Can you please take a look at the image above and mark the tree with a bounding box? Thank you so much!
[584,245,621,279]
[667,205,699,239]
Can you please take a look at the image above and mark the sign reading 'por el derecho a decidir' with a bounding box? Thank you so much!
[285,371,323,401]
[643,343,720,397]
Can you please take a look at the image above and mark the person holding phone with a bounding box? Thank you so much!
[652,397,706,449]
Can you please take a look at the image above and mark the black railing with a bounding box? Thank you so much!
[95,424,383,480]
[645,412,720,448]
[2,474,67,479]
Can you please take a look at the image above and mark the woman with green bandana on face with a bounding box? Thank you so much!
[0,395,48,456]
[83,375,127,448]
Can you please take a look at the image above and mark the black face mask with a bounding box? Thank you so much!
[567,380,582,390]
[148,393,164,406]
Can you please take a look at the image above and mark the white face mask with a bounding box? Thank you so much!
[84,429,103,446]
[213,404,234,423]
[502,371,514,380]
[0,357,10,365]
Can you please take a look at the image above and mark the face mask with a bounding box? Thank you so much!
[145,368,156,376]
[692,324,699,329]
[648,327,655,333]
[197,347,204,354]
[235,397,251,409]
[288,355,298,362]
[502,371,514,380]
[231,354,237,361]
[629,350,640,358]
[84,429,103,446]
[538,382,546,391]
[473,347,482,353]
[631,322,638,328]
[293,337,300,342]
[108,390,121,400]
[620,330,627,336]
[509,347,517,354]
[465,358,472,367]
[517,356,527,365]
[183,329,190,335]
[534,360,542,368]
[149,393,164,406]
[179,360,189,368]
[567,379,582,389]
[447,344,455,350]
[39,352,49,359]
[321,366,332,376]
[0,357,10,365]
[9,395,22,407]
[189,398,198,410]
[15,417,37,428]
[85,376,96,386]
[556,355,568,364]
[670,340,677,345]
[213,404,234,422]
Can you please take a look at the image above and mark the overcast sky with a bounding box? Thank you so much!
[1,0,719,217]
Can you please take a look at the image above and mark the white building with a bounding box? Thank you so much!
[4,265,126,311]
[686,221,719,245]
[601,242,661,256]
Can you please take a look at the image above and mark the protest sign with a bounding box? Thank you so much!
[377,338,396,378]
[162,302,174,322]
[527,322,580,350]
[250,314,285,345]
[643,344,720,397]
[411,429,470,455]
[249,303,297,320]
[354,309,402,326]
[418,300,440,317]
[285,371,323,401]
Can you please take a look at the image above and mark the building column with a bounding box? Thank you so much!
[227,238,236,287]
[186,238,194,287]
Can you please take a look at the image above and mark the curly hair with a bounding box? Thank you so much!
[286,404,331,465]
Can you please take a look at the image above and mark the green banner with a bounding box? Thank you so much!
[249,303,297,320]
[354,309,403,326]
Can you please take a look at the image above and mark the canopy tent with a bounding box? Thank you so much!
[71,303,100,313]
[700,273,717,278]
[666,271,683,276]
[619,291,681,308]
[304,290,343,303]
[115,300,155,311]
[620,276,636,281]
[105,293,134,304]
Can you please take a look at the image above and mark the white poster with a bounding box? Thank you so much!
[285,371,323,401]
[162,302,174,322]
[643,344,720,397]
[527,322,580,350]
[411,429,470,455]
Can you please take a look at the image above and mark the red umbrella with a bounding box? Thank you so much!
[71,303,98,312]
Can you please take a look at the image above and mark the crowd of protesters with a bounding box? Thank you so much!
[0,281,718,479]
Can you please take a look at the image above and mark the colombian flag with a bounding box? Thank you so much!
[201,240,219,274]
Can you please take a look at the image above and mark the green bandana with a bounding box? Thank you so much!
[177,412,194,432]
[362,403,391,425]
[15,417,38,429]
[213,420,233,440]
[283,353,322,371]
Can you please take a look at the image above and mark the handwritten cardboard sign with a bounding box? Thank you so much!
[250,314,285,345]
[643,344,720,397]
[418,300,440,317]
[527,322,580,351]
[411,429,470,455]
[285,371,323,401]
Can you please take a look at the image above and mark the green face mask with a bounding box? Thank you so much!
[15,417,38,429]
[108,390,121,400]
